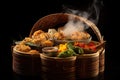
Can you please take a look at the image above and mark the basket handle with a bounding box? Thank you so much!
[29,13,103,43]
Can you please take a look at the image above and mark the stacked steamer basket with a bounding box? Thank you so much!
[72,14,105,79]
[40,54,76,80]
[12,13,105,80]
[12,47,41,76]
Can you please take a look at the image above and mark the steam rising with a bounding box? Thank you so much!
[63,16,85,37]
[62,0,103,37]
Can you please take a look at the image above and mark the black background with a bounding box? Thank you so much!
[1,0,120,80]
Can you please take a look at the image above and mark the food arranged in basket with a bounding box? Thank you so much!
[12,13,105,79]
[14,27,101,58]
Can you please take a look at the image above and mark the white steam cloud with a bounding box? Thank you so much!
[63,16,85,37]
[62,0,103,37]
[63,0,103,25]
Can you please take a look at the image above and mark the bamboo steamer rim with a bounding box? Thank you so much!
[29,13,104,43]
[13,46,40,56]
[40,53,76,60]
[77,47,103,58]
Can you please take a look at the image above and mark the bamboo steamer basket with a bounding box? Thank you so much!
[40,54,76,80]
[76,48,104,79]
[12,13,105,79]
[12,47,41,76]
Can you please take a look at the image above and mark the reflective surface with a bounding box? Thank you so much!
[11,62,119,80]
[13,72,104,80]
